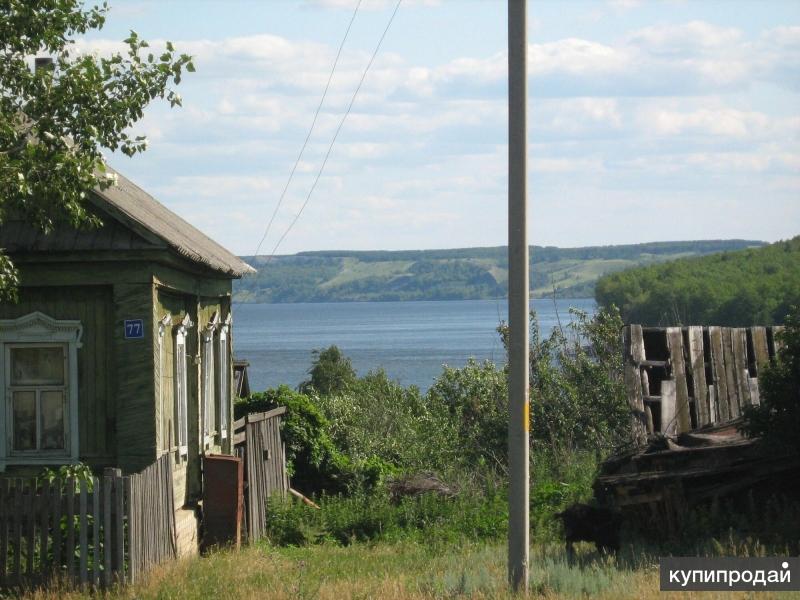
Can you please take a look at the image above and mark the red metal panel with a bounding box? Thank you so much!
[201,455,243,550]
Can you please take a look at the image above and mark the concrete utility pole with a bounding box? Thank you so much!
[507,0,530,593]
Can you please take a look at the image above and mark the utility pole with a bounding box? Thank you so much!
[507,0,529,593]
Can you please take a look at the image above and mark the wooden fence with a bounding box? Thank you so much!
[233,407,288,542]
[624,324,785,441]
[0,453,175,590]
[127,454,177,582]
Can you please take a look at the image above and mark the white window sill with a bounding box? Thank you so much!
[0,456,78,471]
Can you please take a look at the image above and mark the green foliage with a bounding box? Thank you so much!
[298,345,356,396]
[38,462,95,490]
[315,369,456,475]
[426,359,508,470]
[235,386,353,494]
[596,237,800,326]
[235,240,763,303]
[741,306,800,453]
[0,0,192,300]
[0,252,19,302]
[498,306,630,457]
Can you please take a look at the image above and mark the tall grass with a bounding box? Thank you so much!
[18,538,800,600]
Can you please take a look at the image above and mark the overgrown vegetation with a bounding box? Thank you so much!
[596,237,800,326]
[741,305,800,454]
[235,307,631,548]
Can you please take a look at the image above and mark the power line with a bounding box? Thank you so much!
[265,0,402,261]
[253,0,362,257]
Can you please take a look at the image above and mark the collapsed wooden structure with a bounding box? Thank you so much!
[597,324,797,532]
[623,324,785,441]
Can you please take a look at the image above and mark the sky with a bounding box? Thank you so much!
[81,0,800,255]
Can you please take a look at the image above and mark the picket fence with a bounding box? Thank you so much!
[0,453,175,590]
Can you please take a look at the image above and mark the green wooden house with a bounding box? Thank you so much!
[0,168,254,552]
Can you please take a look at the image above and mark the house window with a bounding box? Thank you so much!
[217,314,231,441]
[9,345,67,452]
[174,314,193,458]
[202,313,219,447]
[0,312,82,469]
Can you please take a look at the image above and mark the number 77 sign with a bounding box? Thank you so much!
[124,319,145,339]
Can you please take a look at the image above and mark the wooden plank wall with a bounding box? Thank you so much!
[624,325,786,438]
[0,286,115,463]
[233,407,288,543]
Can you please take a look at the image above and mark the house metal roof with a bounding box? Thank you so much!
[93,167,255,278]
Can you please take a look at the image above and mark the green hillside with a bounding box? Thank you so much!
[234,240,764,304]
[595,236,800,326]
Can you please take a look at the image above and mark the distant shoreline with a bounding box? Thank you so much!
[232,294,594,305]
[233,240,764,305]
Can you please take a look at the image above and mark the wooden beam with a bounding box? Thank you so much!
[667,328,691,433]
[687,326,709,426]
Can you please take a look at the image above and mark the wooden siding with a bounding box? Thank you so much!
[114,284,156,473]
[0,210,158,254]
[0,286,114,464]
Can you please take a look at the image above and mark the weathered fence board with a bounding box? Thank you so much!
[666,327,691,432]
[686,326,709,426]
[660,379,678,436]
[708,327,730,423]
[750,327,770,376]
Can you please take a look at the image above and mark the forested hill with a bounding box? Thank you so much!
[234,239,764,304]
[595,236,800,326]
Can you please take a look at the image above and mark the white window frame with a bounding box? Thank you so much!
[217,313,231,443]
[201,312,219,448]
[0,312,82,471]
[157,313,171,453]
[174,314,193,460]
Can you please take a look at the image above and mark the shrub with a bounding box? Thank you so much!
[498,306,630,458]
[741,305,800,454]
[315,369,457,475]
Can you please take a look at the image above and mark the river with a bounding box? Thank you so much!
[232,298,596,393]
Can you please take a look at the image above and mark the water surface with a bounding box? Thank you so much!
[232,298,596,393]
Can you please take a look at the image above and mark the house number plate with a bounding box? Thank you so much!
[124,319,145,339]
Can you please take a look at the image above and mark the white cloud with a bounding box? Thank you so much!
[531,39,631,76]
[640,107,770,138]
[304,0,439,9]
[628,21,742,55]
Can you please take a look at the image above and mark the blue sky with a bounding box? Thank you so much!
[82,0,799,255]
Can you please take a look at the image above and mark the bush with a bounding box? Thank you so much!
[314,369,457,476]
[497,306,630,458]
[427,359,508,472]
[741,306,800,454]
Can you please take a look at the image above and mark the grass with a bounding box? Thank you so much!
[15,539,800,600]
